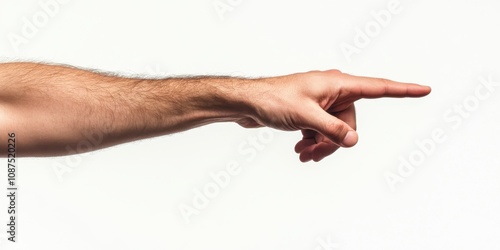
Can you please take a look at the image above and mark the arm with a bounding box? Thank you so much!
[0,62,430,161]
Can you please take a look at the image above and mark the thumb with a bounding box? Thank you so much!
[305,106,358,147]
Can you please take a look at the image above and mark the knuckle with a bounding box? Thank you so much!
[326,69,342,75]
[327,120,347,141]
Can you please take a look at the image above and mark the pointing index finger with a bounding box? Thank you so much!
[339,73,432,99]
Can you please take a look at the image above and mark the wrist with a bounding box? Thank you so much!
[208,77,261,122]
[155,76,268,129]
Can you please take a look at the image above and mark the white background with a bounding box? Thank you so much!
[1,0,500,249]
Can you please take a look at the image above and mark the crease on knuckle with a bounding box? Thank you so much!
[326,120,346,142]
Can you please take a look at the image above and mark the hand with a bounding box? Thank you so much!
[237,70,431,162]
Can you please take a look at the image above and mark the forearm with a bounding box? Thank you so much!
[0,62,256,156]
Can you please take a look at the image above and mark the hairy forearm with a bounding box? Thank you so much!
[0,62,256,156]
[0,62,430,161]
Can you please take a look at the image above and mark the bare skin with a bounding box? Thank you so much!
[0,62,431,162]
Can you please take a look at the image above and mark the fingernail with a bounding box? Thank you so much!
[342,131,358,147]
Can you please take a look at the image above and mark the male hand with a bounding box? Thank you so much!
[0,63,430,159]
[237,70,431,162]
